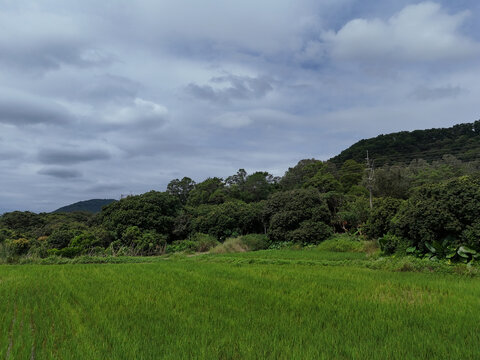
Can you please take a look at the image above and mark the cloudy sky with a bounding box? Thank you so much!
[1,0,479,213]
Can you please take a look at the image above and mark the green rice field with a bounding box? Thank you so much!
[1,249,480,359]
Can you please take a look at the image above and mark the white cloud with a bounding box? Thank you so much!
[322,2,479,62]
[102,98,168,127]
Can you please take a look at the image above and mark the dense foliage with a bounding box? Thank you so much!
[331,120,480,166]
[2,121,480,261]
[264,188,332,244]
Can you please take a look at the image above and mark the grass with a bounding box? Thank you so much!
[1,248,480,359]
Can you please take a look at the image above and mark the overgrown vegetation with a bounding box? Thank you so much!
[2,121,480,266]
[331,120,480,166]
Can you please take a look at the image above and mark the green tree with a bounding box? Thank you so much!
[100,191,181,239]
[264,188,332,244]
[190,200,264,240]
[392,176,480,252]
[339,160,363,192]
[187,178,226,206]
[167,177,196,205]
[364,197,403,239]
[303,171,341,193]
[280,159,327,190]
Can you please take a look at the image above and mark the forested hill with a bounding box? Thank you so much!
[53,199,116,213]
[330,120,480,166]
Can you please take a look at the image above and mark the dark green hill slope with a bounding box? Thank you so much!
[330,120,480,166]
[53,199,116,214]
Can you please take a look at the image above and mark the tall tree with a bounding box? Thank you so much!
[167,177,196,205]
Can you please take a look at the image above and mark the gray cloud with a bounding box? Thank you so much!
[0,90,73,126]
[411,85,464,101]
[38,167,82,179]
[0,11,113,73]
[0,149,24,162]
[77,75,142,103]
[186,75,273,104]
[0,43,113,73]
[87,183,123,193]
[1,1,480,213]
[38,149,111,165]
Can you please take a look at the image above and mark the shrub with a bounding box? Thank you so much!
[167,234,220,253]
[268,241,294,250]
[189,233,219,252]
[121,226,142,246]
[167,240,198,253]
[288,221,333,244]
[9,238,31,255]
[378,233,408,255]
[47,247,82,258]
[334,196,370,233]
[0,228,15,243]
[47,229,79,249]
[210,237,249,254]
[239,234,269,251]
[135,231,167,255]
[316,234,364,252]
[461,221,480,251]
[59,246,83,258]
[70,231,100,251]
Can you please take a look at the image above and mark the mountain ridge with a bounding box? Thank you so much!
[53,199,116,214]
[329,120,480,166]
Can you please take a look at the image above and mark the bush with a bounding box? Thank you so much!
[461,221,480,251]
[167,240,198,253]
[167,234,220,253]
[334,196,370,233]
[9,238,31,255]
[47,229,79,249]
[239,234,269,251]
[288,221,333,244]
[378,233,408,255]
[70,231,100,251]
[316,234,364,252]
[0,228,15,243]
[135,231,167,255]
[210,237,249,254]
[48,246,83,258]
[189,233,220,252]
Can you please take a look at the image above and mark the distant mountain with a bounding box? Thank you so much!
[330,120,480,166]
[53,199,116,214]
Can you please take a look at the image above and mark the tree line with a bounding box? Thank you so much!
[1,154,480,261]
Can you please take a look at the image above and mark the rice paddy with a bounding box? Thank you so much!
[1,249,479,359]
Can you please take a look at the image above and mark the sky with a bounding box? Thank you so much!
[1,0,479,213]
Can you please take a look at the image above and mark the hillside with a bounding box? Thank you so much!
[330,120,480,166]
[53,199,116,213]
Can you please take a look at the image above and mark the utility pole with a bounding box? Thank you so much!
[365,151,375,209]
